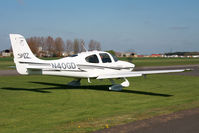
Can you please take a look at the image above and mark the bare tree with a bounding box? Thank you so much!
[96,42,101,51]
[27,37,38,55]
[25,36,101,57]
[88,40,101,51]
[54,37,64,57]
[88,40,95,51]
[73,39,80,54]
[46,36,55,56]
[39,37,45,51]
[66,40,73,54]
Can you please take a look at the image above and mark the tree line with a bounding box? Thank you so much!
[26,36,101,57]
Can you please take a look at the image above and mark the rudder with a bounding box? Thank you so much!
[9,34,41,74]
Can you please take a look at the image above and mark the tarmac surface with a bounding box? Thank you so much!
[94,108,199,133]
[0,69,19,76]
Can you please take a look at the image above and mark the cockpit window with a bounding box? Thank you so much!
[85,54,99,63]
[111,54,118,62]
[100,53,112,63]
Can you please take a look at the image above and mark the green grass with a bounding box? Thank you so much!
[0,74,199,133]
[0,57,14,70]
[0,57,13,61]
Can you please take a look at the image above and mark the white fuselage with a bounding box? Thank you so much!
[25,51,135,78]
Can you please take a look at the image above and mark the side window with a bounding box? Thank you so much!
[100,53,112,63]
[85,54,99,63]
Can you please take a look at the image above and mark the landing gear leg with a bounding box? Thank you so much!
[67,78,81,86]
[121,78,130,87]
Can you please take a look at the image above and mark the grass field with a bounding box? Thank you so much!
[0,57,199,70]
[0,57,15,70]
[0,74,199,132]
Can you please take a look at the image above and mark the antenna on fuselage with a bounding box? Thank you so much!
[81,40,88,52]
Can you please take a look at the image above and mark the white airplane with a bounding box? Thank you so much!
[9,34,185,91]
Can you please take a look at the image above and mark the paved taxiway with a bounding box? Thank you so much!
[0,69,18,76]
[94,108,199,133]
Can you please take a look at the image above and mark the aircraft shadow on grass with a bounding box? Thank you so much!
[1,81,172,97]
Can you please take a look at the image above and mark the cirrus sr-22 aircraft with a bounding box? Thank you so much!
[10,34,185,91]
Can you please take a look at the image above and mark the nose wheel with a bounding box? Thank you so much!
[109,78,130,91]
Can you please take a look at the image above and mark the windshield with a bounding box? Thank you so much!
[111,54,118,62]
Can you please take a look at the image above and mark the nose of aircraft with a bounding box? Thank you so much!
[128,62,135,70]
[117,60,135,70]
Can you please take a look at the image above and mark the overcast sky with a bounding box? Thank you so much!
[0,0,199,54]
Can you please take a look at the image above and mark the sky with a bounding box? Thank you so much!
[0,0,199,54]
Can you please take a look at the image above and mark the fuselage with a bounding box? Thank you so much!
[26,51,135,78]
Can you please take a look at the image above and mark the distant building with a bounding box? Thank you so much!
[192,55,199,58]
[137,55,145,58]
[1,49,12,57]
[166,55,179,58]
[37,47,53,57]
[62,51,75,57]
[115,52,121,57]
[62,52,68,57]
[38,46,43,52]
[150,54,163,57]
[116,52,136,57]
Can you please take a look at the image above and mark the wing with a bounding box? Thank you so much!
[97,69,185,79]
[97,72,142,79]
[134,69,185,75]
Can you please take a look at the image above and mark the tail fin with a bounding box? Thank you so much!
[9,34,41,74]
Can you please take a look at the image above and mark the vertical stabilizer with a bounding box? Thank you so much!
[9,34,41,74]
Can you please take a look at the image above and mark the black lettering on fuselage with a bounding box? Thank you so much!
[71,63,76,69]
[66,63,71,69]
[61,63,66,69]
[51,63,56,68]
[51,62,76,69]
